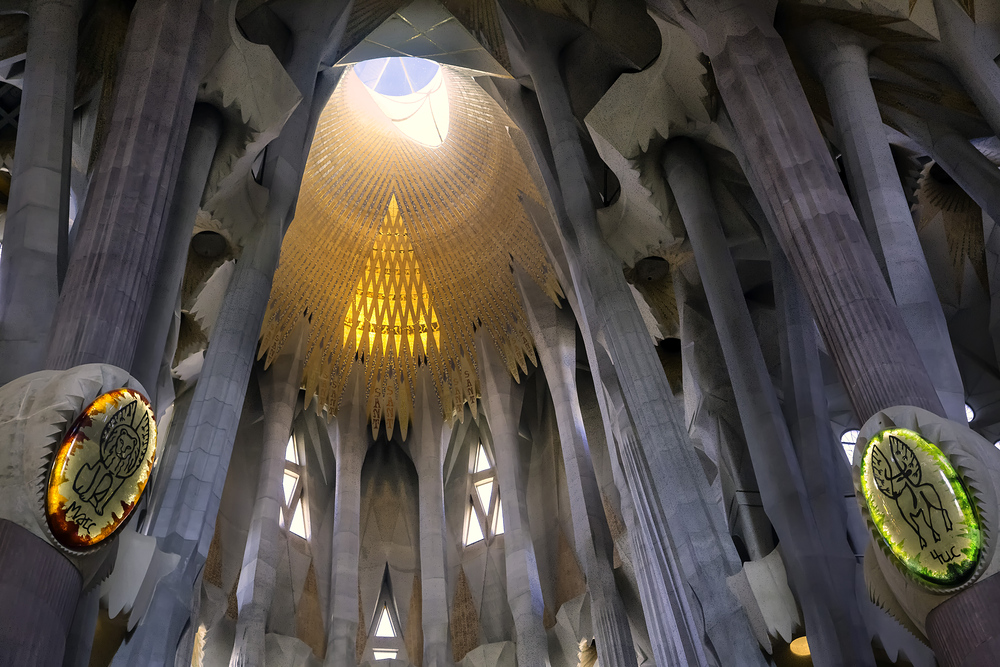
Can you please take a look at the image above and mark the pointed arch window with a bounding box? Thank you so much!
[369,565,404,660]
[282,435,309,539]
[464,443,504,546]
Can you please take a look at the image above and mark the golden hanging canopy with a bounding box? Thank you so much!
[259,63,562,438]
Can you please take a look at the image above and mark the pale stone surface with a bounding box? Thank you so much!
[516,272,637,667]
[229,323,306,667]
[324,363,367,666]
[0,0,80,384]
[497,4,768,664]
[476,330,552,667]
[411,368,456,667]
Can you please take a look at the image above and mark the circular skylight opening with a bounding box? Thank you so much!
[352,57,449,147]
[355,57,440,96]
[966,403,975,423]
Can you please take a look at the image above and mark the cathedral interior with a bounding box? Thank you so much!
[1,0,1000,666]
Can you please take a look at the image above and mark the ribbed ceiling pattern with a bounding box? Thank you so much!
[260,65,562,437]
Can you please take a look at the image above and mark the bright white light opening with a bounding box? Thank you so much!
[282,471,298,505]
[474,444,491,473]
[353,57,449,147]
[289,500,308,538]
[966,403,975,423]
[493,502,504,535]
[994,440,1000,451]
[840,429,859,462]
[285,436,298,464]
[465,504,484,545]
[373,649,398,660]
[375,606,396,638]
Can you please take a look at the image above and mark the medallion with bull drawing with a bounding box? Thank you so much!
[46,388,157,550]
[860,428,980,586]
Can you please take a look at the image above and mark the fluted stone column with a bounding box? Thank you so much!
[516,274,637,667]
[45,0,214,372]
[930,0,1000,139]
[801,22,965,423]
[496,3,767,664]
[132,103,224,402]
[476,332,551,667]
[325,364,367,666]
[110,5,351,662]
[664,137,874,666]
[411,369,454,667]
[0,0,81,385]
[229,325,307,667]
[491,71,717,665]
[655,0,944,420]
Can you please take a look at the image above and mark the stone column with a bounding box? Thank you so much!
[111,187,287,667]
[800,22,965,422]
[325,363,367,666]
[516,274,637,667]
[663,137,874,666]
[0,0,81,385]
[411,369,454,667]
[655,0,943,420]
[229,325,307,667]
[109,4,351,661]
[131,103,223,401]
[676,275,774,560]
[45,0,215,372]
[930,0,1000,139]
[496,4,767,664]
[491,73,716,666]
[476,332,551,667]
[0,520,82,667]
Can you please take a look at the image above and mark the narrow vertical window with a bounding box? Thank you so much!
[282,434,308,539]
[464,441,504,546]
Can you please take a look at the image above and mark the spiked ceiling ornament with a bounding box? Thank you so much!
[915,161,987,302]
[259,63,562,439]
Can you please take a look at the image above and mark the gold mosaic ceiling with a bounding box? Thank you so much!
[259,64,562,438]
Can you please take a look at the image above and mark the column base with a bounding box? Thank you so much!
[0,519,82,667]
[926,572,1000,667]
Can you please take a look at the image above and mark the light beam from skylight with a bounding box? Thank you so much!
[352,57,449,147]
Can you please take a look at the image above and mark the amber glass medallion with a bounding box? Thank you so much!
[46,388,157,549]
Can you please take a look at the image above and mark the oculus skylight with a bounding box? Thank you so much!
[353,57,450,147]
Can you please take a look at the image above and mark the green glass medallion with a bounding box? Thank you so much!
[860,428,980,586]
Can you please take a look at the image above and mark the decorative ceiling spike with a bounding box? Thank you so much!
[260,64,562,436]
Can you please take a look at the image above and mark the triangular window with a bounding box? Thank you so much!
[466,503,485,545]
[282,431,308,541]
[368,565,405,661]
[289,500,308,539]
[475,479,493,512]
[375,605,396,638]
[474,444,491,472]
[282,471,298,505]
[493,502,504,535]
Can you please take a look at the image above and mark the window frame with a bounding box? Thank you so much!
[282,434,309,540]
[464,442,504,547]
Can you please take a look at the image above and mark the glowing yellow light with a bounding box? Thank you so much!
[789,637,810,657]
[346,195,439,360]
